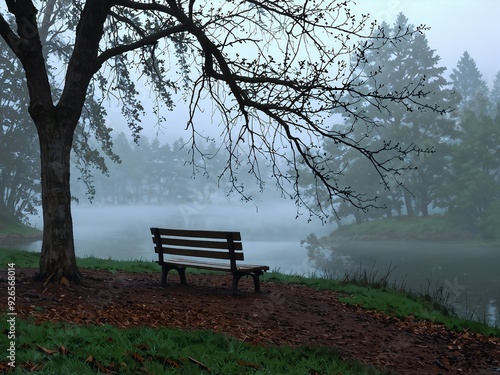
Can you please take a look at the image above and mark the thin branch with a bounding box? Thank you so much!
[95,24,187,71]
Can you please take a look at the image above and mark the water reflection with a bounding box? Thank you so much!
[306,239,500,326]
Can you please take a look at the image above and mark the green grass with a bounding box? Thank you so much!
[0,247,160,273]
[0,247,41,268]
[0,316,384,374]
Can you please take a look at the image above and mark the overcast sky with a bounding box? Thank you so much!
[357,0,500,85]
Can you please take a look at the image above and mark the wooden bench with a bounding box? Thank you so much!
[150,227,269,296]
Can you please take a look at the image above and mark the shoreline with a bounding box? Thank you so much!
[0,233,43,245]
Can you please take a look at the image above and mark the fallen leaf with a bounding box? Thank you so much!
[59,345,70,355]
[155,356,180,368]
[129,351,145,363]
[86,354,115,374]
[237,360,261,369]
[37,345,58,355]
[20,361,44,372]
[134,343,150,351]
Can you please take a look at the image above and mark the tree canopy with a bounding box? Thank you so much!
[297,13,456,221]
[0,0,449,283]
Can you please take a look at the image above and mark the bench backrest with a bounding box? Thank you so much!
[151,227,243,270]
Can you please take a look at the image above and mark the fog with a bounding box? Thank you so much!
[25,199,331,275]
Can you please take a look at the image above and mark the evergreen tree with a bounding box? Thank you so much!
[490,71,500,110]
[437,109,500,230]
[435,56,500,234]
[323,13,456,219]
[449,51,490,114]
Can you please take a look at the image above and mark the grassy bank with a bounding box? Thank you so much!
[0,215,42,243]
[264,270,500,335]
[327,215,500,247]
[327,215,494,242]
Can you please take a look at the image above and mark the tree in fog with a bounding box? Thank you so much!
[1,0,447,283]
[450,51,490,114]
[357,14,456,217]
[80,134,227,204]
[436,54,500,232]
[438,110,500,229]
[0,45,40,221]
[299,13,455,222]
[490,71,500,109]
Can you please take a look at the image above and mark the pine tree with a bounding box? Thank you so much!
[450,51,490,114]
[490,71,500,110]
[332,13,456,218]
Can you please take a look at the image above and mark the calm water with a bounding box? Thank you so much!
[14,203,500,326]
[308,240,500,326]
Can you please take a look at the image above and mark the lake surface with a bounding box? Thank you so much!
[14,203,500,326]
[308,240,500,326]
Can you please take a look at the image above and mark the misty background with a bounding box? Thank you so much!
[2,2,499,326]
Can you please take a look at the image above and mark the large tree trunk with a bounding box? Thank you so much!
[34,119,80,284]
[2,1,112,284]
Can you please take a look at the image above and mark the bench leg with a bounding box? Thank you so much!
[161,265,187,286]
[231,274,241,297]
[252,273,261,293]
[161,266,168,286]
[232,271,264,296]
[251,271,263,293]
[178,267,187,285]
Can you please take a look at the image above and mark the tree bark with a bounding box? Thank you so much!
[34,117,80,283]
[21,0,110,284]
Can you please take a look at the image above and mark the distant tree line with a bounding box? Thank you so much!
[70,133,267,205]
[0,44,40,222]
[296,15,500,240]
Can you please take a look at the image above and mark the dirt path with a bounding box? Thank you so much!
[1,268,499,374]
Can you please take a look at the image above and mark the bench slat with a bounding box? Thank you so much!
[165,258,269,272]
[157,237,243,251]
[166,258,232,270]
[156,247,244,261]
[154,228,241,241]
